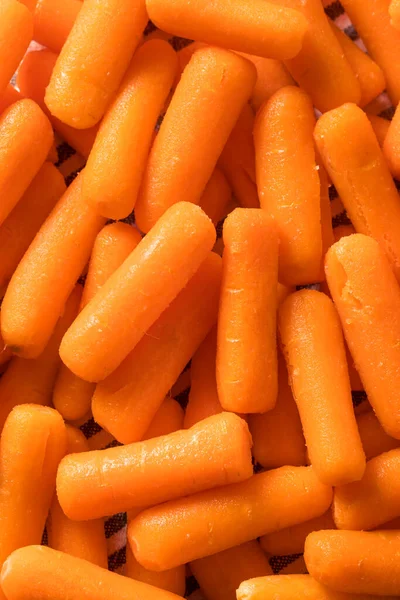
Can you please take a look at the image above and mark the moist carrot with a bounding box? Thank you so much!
[1,173,105,359]
[1,546,185,600]
[217,209,278,413]
[0,163,66,295]
[45,0,148,129]
[142,398,184,441]
[0,0,32,97]
[134,48,256,233]
[57,413,252,520]
[17,50,98,158]
[0,84,22,115]
[33,0,81,53]
[0,99,53,227]
[198,169,232,225]
[126,542,186,596]
[146,0,307,59]
[279,289,366,485]
[82,41,177,220]
[0,286,81,432]
[218,105,259,210]
[254,86,322,286]
[325,234,400,438]
[238,53,295,111]
[248,356,306,469]
[390,0,400,28]
[128,466,332,570]
[0,319,11,368]
[367,114,390,148]
[61,203,215,382]
[357,410,400,460]
[190,541,272,600]
[383,104,400,178]
[305,530,400,596]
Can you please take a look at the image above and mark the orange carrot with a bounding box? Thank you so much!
[198,169,232,225]
[254,86,322,286]
[357,410,400,460]
[126,544,186,596]
[367,114,390,148]
[390,0,400,29]
[0,0,32,98]
[82,40,177,220]
[383,104,400,179]
[333,224,356,243]
[318,158,335,280]
[0,84,22,115]
[128,466,332,570]
[134,47,256,233]
[33,0,81,53]
[0,318,11,368]
[277,283,294,306]
[142,398,184,441]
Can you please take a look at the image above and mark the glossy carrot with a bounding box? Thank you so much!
[134,47,256,233]
[238,53,295,111]
[0,0,32,97]
[390,0,400,28]
[45,0,148,128]
[357,410,400,460]
[33,0,81,52]
[126,544,186,596]
[142,398,184,441]
[254,86,322,286]
[367,114,390,148]
[198,169,232,225]
[0,84,22,115]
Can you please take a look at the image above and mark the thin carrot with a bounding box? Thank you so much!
[0,0,33,98]
[0,84,22,115]
[128,466,332,570]
[198,169,232,225]
[390,0,400,28]
[134,47,256,233]
[33,0,81,53]
[254,86,322,286]
[142,398,184,441]
[367,114,390,148]
[357,410,400,461]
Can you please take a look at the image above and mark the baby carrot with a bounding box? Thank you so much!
[1,173,105,359]
[1,546,185,600]
[238,53,295,111]
[146,0,307,60]
[33,0,81,53]
[198,169,232,225]
[0,320,11,368]
[383,104,400,179]
[126,544,186,596]
[254,86,322,286]
[0,99,53,227]
[142,398,184,441]
[279,289,366,486]
[60,202,215,382]
[45,0,148,128]
[0,84,22,115]
[134,47,256,233]
[0,0,32,97]
[190,541,272,600]
[128,466,332,570]
[357,411,400,460]
[82,40,177,220]
[315,103,400,282]
[368,114,390,147]
[305,530,400,596]
[217,209,278,413]
[333,225,356,242]
[390,0,400,28]
[248,356,306,469]
[325,234,400,439]
[57,413,253,520]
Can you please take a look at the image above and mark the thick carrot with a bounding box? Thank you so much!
[198,169,232,225]
[0,99,53,227]
[1,173,105,359]
[0,0,33,98]
[82,41,177,220]
[142,398,184,441]
[146,0,307,59]
[0,84,22,115]
[134,48,256,233]
[315,103,400,282]
[367,114,390,148]
[279,289,366,485]
[254,86,322,286]
[33,0,81,52]
[390,0,400,28]
[126,544,186,596]
[45,0,148,128]
[190,541,272,600]
[357,411,400,460]
[0,163,66,295]
[305,530,400,596]
[61,202,215,382]
[248,356,306,469]
[217,208,278,413]
[128,466,332,570]
[57,413,252,520]
[238,53,295,111]
[325,234,400,439]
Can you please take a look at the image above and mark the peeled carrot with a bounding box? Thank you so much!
[134,47,256,233]
[128,466,332,570]
[254,86,322,286]
[357,411,400,461]
[82,40,177,220]
[305,530,400,596]
[217,208,278,413]
[383,104,400,179]
[0,0,32,98]
[33,0,81,53]
[142,398,184,441]
[277,283,294,306]
[318,158,335,280]
[198,169,232,225]
[146,0,307,60]
[1,173,105,359]
[190,541,272,600]
[45,0,148,128]
[248,356,306,469]
[390,0,400,29]
[0,84,22,115]
[367,114,390,148]
[333,225,356,242]
[279,289,366,486]
[126,544,186,596]
[1,546,185,600]
[238,53,295,111]
[57,413,252,520]
[0,318,11,368]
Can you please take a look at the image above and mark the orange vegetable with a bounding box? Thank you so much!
[0,0,32,98]
[383,104,400,179]
[142,398,184,441]
[126,544,186,596]
[390,0,400,29]
[318,158,335,280]
[0,84,22,115]
[198,169,232,225]
[33,0,81,52]
[367,114,390,148]
[0,317,11,368]
[333,225,356,243]
[357,410,400,460]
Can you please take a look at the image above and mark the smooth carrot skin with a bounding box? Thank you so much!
[134,48,256,233]
[383,104,400,178]
[254,86,322,286]
[82,40,178,220]
[45,0,148,128]
[198,169,232,225]
[125,545,186,596]
[357,411,400,460]
[190,541,272,600]
[238,53,295,111]
[142,398,184,441]
[33,0,81,53]
[248,356,306,469]
[279,290,366,486]
[0,0,33,98]
[217,209,278,413]
[368,114,390,148]
[57,413,253,520]
[390,0,400,28]
[1,174,106,359]
[0,84,22,115]
[128,466,332,570]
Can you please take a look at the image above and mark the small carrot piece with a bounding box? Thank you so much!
[82,40,177,220]
[142,398,184,441]
[217,208,278,413]
[0,84,22,115]
[367,114,390,148]
[33,0,81,53]
[0,0,33,98]
[198,169,232,225]
[357,410,400,461]
[45,0,148,128]
[254,86,322,286]
[134,47,256,233]
[390,0,400,29]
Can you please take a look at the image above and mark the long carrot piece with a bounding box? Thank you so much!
[198,169,232,225]
[33,0,81,52]
[134,47,256,233]
[0,0,33,97]
[217,208,278,413]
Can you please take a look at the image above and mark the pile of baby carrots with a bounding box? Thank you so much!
[3,0,400,597]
